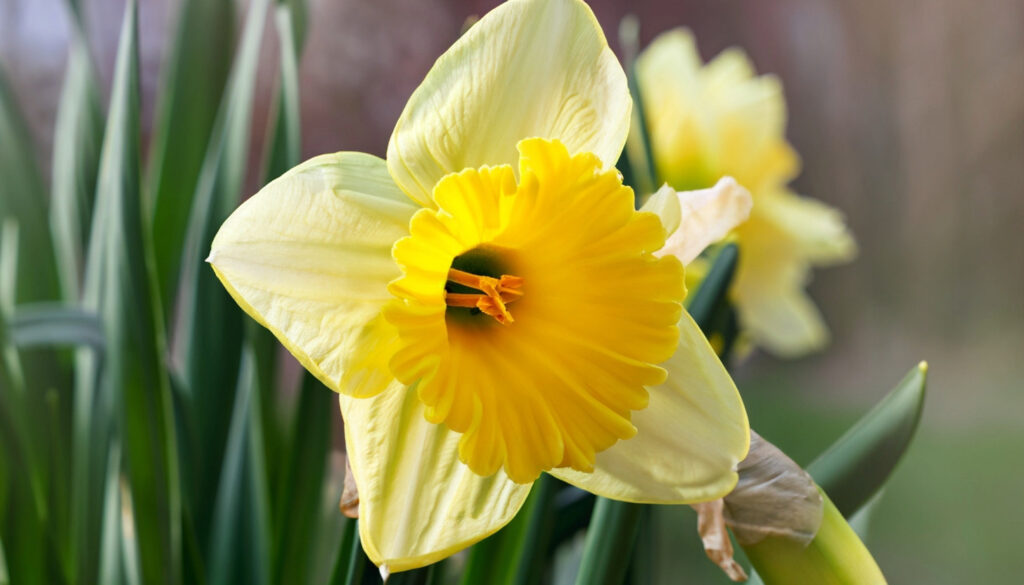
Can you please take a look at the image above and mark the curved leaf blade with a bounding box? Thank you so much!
[147,0,235,309]
[807,362,928,516]
[171,0,270,554]
[686,243,739,331]
[8,305,103,352]
[0,67,60,304]
[50,27,104,301]
[80,2,181,582]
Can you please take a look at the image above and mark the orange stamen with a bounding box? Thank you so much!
[445,268,524,324]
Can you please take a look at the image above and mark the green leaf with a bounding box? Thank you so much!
[252,1,307,538]
[685,243,739,332]
[0,536,8,585]
[847,489,884,539]
[343,534,379,585]
[0,76,69,558]
[96,443,123,585]
[551,485,594,549]
[272,373,332,585]
[806,362,928,516]
[172,0,269,550]
[244,383,273,584]
[618,15,657,201]
[208,345,270,585]
[509,474,558,585]
[459,517,522,585]
[147,0,234,309]
[574,498,643,585]
[327,519,358,585]
[7,304,103,351]
[0,66,60,304]
[50,24,104,301]
[0,222,58,585]
[0,221,26,394]
[261,1,305,185]
[77,3,181,583]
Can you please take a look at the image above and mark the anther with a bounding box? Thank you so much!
[445,268,524,324]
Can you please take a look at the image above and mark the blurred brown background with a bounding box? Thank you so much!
[3,0,1023,582]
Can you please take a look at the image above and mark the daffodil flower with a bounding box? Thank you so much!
[637,30,857,357]
[208,0,749,572]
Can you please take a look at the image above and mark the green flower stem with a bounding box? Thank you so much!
[511,474,558,585]
[742,488,887,585]
[573,497,644,585]
[327,519,357,585]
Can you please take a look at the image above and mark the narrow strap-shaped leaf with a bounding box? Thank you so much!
[7,304,103,352]
[459,517,521,585]
[551,485,595,548]
[807,363,928,516]
[0,221,26,394]
[172,0,270,551]
[0,77,69,581]
[261,2,305,185]
[0,67,60,304]
[253,1,307,534]
[618,15,657,202]
[208,345,269,585]
[272,372,332,584]
[50,22,104,301]
[0,222,57,585]
[96,443,122,585]
[0,536,8,585]
[244,380,273,584]
[147,0,234,309]
[685,243,739,330]
[328,519,359,585]
[80,3,181,583]
[510,474,558,585]
[574,497,644,585]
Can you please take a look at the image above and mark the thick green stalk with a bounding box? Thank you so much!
[511,474,558,585]
[743,489,886,585]
[573,498,644,585]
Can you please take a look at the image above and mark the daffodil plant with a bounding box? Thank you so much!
[209,0,753,573]
[636,30,857,357]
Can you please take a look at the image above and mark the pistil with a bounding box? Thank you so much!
[445,268,524,324]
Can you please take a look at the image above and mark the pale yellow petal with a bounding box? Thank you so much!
[638,183,681,233]
[733,191,854,357]
[387,0,630,206]
[208,152,415,397]
[340,385,532,572]
[763,191,857,265]
[550,311,749,503]
[735,278,831,358]
[652,177,752,265]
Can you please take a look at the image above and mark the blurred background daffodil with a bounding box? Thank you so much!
[636,29,857,357]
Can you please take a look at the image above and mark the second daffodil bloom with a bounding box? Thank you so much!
[208,0,749,573]
[637,30,857,357]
